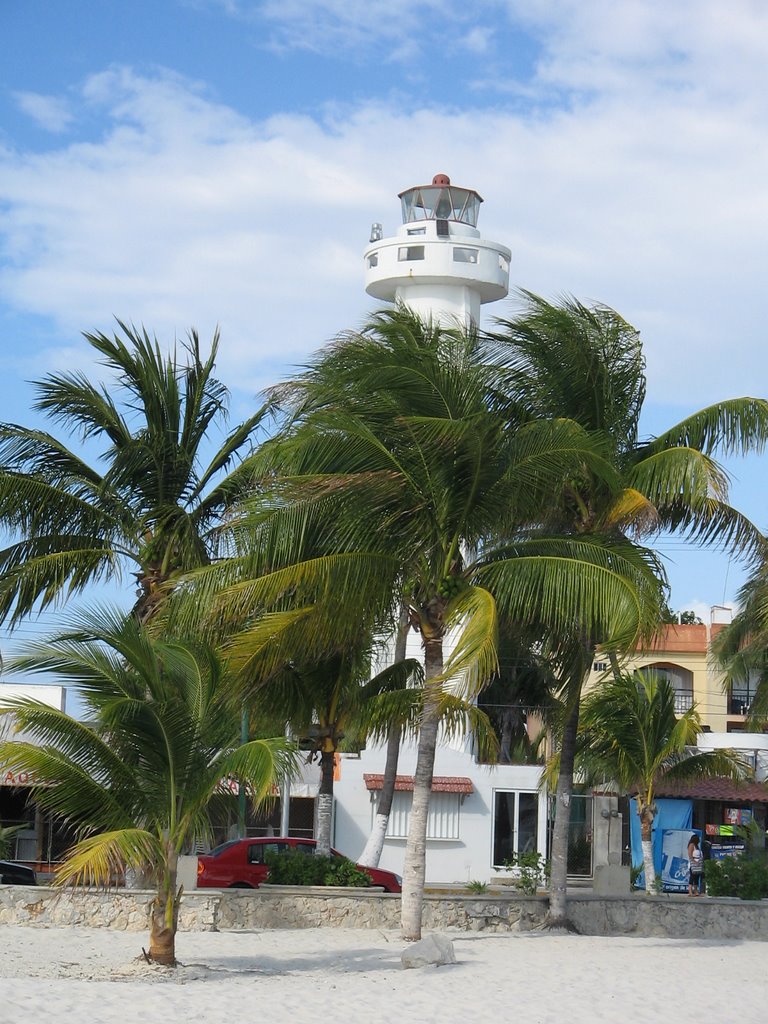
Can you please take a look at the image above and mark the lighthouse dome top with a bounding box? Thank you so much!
[397,174,483,228]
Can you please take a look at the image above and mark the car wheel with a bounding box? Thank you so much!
[229,881,253,889]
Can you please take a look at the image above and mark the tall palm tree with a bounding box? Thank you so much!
[576,671,745,890]
[0,608,294,965]
[711,556,768,722]
[195,308,667,939]
[490,291,768,924]
[0,323,265,625]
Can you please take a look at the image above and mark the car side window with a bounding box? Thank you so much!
[248,842,288,863]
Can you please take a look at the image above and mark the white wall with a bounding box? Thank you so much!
[332,736,547,885]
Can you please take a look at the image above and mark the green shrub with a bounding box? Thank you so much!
[466,879,489,894]
[264,849,371,888]
[704,856,768,901]
[502,851,549,894]
[0,824,24,860]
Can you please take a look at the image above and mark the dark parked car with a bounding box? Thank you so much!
[197,837,401,892]
[0,860,36,885]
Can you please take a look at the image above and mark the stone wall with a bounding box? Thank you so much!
[1,884,768,940]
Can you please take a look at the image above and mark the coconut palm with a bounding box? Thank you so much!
[576,671,745,890]
[0,608,295,965]
[0,323,265,625]
[711,556,768,723]
[194,308,668,940]
[225,637,424,857]
[225,623,499,858]
[490,291,768,923]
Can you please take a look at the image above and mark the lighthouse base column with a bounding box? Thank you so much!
[395,284,480,329]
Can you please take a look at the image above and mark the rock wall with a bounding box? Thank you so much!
[1,884,767,940]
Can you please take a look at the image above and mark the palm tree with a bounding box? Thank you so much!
[0,608,295,965]
[224,636,424,857]
[711,556,768,723]
[0,323,265,625]
[577,671,745,890]
[196,308,667,939]
[490,291,768,923]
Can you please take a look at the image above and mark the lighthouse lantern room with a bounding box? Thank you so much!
[364,173,511,326]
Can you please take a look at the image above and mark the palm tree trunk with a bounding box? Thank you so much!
[358,608,409,868]
[546,695,580,929]
[315,749,335,857]
[148,848,180,966]
[358,723,401,867]
[639,807,656,892]
[401,632,442,941]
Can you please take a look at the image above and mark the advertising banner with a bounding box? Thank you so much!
[661,828,701,893]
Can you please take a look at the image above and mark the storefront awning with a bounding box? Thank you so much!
[364,773,473,794]
[653,777,768,804]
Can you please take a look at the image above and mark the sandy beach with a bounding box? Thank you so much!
[0,926,764,1024]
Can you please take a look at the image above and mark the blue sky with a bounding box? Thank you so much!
[1,0,768,646]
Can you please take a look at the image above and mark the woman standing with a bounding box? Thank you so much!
[688,833,704,896]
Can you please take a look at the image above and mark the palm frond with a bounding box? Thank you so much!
[54,829,161,888]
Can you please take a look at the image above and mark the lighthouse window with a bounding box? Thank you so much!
[407,227,426,236]
[398,246,425,261]
[367,253,379,268]
[453,247,478,264]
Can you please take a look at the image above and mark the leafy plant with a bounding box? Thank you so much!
[264,848,370,888]
[705,856,768,900]
[503,851,549,894]
[466,879,489,894]
[0,823,24,860]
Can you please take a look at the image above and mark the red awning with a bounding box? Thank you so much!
[364,773,473,794]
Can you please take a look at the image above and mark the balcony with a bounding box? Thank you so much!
[673,690,694,714]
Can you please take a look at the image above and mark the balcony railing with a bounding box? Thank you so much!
[673,691,694,714]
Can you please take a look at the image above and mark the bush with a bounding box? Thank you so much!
[264,849,371,888]
[502,851,549,894]
[704,856,768,901]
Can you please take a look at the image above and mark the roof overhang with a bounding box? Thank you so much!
[364,773,473,794]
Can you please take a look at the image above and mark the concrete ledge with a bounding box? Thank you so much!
[2,884,768,940]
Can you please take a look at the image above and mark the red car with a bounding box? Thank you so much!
[196,837,402,893]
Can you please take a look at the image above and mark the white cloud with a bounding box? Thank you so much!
[462,26,494,56]
[2,8,768,414]
[14,92,75,134]
[203,0,495,61]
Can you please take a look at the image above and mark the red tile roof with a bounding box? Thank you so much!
[363,773,473,794]
[653,777,768,803]
[640,624,708,653]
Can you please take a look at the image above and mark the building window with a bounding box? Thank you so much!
[367,253,378,268]
[382,791,461,840]
[453,247,478,264]
[492,790,539,866]
[729,680,756,716]
[398,245,425,261]
[407,227,426,236]
[593,661,608,672]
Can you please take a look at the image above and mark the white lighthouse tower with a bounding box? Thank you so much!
[364,173,511,326]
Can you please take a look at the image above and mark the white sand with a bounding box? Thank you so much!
[0,926,764,1024]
